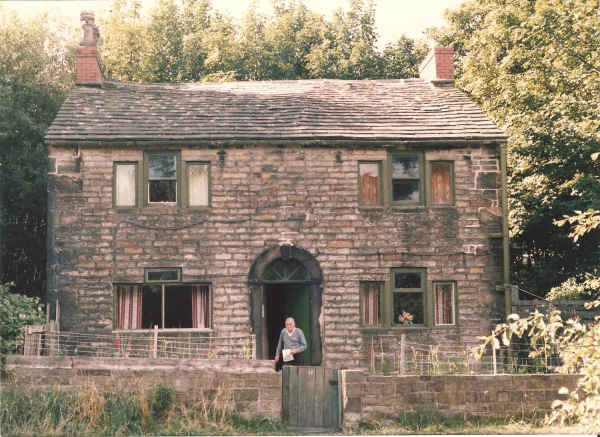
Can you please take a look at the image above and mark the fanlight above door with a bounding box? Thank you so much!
[262,259,309,283]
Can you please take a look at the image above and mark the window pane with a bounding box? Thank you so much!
[149,154,176,179]
[164,285,194,329]
[115,164,136,206]
[188,164,209,206]
[394,272,422,289]
[435,283,455,325]
[393,180,420,202]
[362,283,380,326]
[147,270,179,282]
[141,285,162,329]
[149,180,177,202]
[115,285,142,330]
[359,163,380,205]
[431,162,452,205]
[393,292,424,325]
[392,156,419,178]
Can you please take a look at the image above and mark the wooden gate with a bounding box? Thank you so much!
[282,366,340,431]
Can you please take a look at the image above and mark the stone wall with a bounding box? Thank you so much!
[6,356,281,419]
[47,143,505,368]
[340,371,580,426]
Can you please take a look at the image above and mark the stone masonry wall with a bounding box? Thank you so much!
[341,371,580,426]
[6,356,281,419]
[47,143,505,368]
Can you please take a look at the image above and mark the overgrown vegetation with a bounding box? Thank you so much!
[354,409,591,435]
[428,0,600,295]
[0,283,45,370]
[0,381,287,436]
[474,302,600,428]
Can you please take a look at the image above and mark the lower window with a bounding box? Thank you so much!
[434,282,455,325]
[392,269,426,325]
[115,284,210,330]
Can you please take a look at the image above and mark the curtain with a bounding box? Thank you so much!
[362,283,380,325]
[192,285,210,328]
[115,164,136,206]
[116,285,142,330]
[188,164,209,206]
[431,162,452,205]
[434,283,454,325]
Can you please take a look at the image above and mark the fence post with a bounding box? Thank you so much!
[400,334,406,376]
[492,331,497,375]
[153,325,158,358]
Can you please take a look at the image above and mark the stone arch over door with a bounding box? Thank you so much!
[248,245,323,365]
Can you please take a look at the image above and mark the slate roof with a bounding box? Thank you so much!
[45,79,506,143]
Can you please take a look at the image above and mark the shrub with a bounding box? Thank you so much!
[0,282,44,369]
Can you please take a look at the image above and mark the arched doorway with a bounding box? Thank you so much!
[248,246,323,365]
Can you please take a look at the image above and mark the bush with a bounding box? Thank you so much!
[0,282,44,369]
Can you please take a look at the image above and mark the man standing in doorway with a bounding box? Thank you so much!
[274,317,307,371]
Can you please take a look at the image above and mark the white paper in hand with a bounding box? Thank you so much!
[282,349,294,362]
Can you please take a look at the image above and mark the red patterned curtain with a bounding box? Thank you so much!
[192,285,210,329]
[434,283,454,325]
[116,285,142,330]
[362,283,380,325]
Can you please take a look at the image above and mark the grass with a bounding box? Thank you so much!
[2,384,594,436]
[0,381,289,436]
[350,409,595,435]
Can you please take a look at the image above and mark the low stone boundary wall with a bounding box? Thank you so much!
[5,356,281,419]
[340,371,580,427]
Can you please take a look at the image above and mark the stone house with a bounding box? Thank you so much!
[45,12,509,368]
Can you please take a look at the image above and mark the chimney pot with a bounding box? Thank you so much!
[419,47,455,82]
[76,10,103,84]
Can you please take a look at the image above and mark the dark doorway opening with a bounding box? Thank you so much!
[264,283,312,366]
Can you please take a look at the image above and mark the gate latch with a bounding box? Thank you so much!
[329,379,338,385]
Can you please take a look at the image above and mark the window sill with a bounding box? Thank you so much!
[358,205,385,211]
[390,205,426,212]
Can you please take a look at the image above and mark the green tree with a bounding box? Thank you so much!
[381,34,429,79]
[0,7,77,298]
[429,0,600,294]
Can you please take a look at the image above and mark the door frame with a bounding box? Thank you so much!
[248,245,323,365]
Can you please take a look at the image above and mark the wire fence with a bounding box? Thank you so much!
[367,335,562,376]
[21,328,256,360]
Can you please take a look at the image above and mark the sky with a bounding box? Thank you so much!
[1,0,465,49]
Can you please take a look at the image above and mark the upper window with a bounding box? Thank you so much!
[431,162,454,205]
[358,162,382,205]
[390,153,424,205]
[115,283,211,330]
[187,163,210,207]
[147,153,178,203]
[114,163,137,207]
[391,268,426,325]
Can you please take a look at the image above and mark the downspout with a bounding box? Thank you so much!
[501,143,514,362]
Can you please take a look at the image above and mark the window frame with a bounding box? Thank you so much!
[433,281,457,326]
[359,281,384,327]
[113,162,139,209]
[389,267,428,327]
[144,268,182,284]
[358,161,383,207]
[112,282,212,332]
[427,161,455,207]
[388,151,425,206]
[185,161,211,208]
[143,151,181,206]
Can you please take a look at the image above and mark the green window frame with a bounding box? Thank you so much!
[358,162,383,206]
[144,268,182,283]
[390,268,427,326]
[360,282,383,327]
[389,152,425,206]
[144,151,181,205]
[113,162,138,208]
[186,162,211,208]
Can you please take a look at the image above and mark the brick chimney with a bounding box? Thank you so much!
[76,10,102,84]
[419,47,454,81]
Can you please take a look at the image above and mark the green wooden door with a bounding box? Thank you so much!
[282,367,340,431]
[283,284,311,365]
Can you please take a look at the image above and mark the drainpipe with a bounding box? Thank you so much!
[501,143,514,363]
